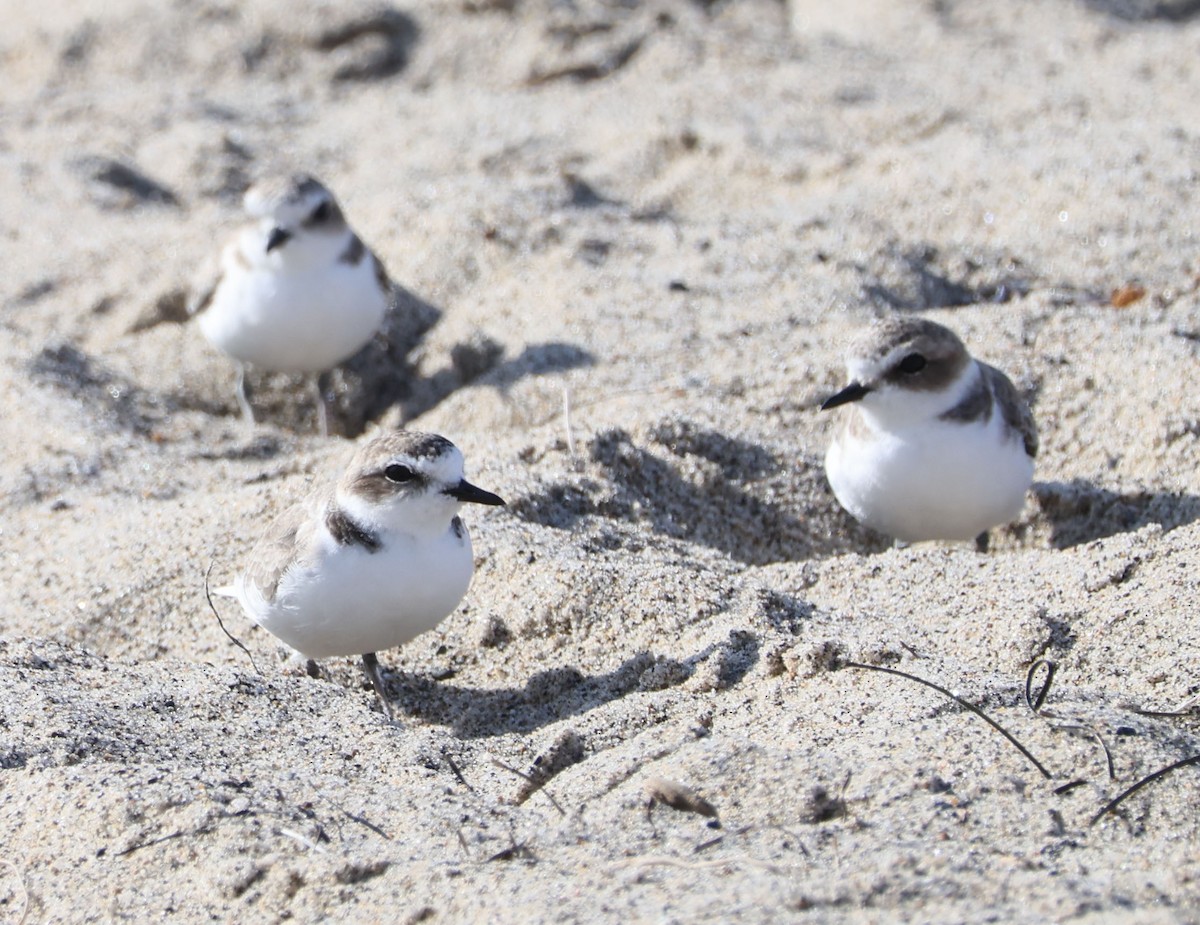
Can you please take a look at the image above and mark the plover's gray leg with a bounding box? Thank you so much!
[361,652,397,722]
[975,531,990,553]
[235,363,256,427]
[313,371,333,438]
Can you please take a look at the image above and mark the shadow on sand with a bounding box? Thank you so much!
[378,630,761,737]
[1033,479,1200,549]
[509,423,889,565]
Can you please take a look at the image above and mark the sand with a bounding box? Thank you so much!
[3,0,1200,921]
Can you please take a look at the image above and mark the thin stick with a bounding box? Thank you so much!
[1130,704,1200,718]
[532,382,693,427]
[116,829,193,857]
[609,855,793,874]
[204,562,260,674]
[1024,659,1056,712]
[445,753,475,792]
[1023,660,1115,779]
[693,824,756,854]
[1090,753,1200,827]
[843,661,1053,779]
[340,808,390,840]
[487,843,535,863]
[491,759,566,816]
[1052,723,1116,781]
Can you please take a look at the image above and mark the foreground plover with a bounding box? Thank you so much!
[821,316,1037,549]
[190,174,391,434]
[227,431,504,718]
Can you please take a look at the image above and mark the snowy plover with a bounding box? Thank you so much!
[190,174,391,434]
[821,316,1037,549]
[228,431,504,718]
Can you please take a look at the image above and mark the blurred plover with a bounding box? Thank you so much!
[190,174,391,434]
[227,431,504,718]
[821,316,1036,549]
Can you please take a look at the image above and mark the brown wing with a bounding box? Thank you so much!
[338,233,393,296]
[980,362,1038,458]
[187,241,243,318]
[369,247,392,295]
[240,495,325,604]
[187,264,220,318]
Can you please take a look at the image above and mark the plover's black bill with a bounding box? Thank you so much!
[820,381,872,411]
[445,480,505,506]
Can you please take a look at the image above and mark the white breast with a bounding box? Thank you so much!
[826,407,1033,543]
[198,245,386,372]
[253,523,475,659]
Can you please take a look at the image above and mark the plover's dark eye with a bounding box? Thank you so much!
[310,201,332,223]
[384,464,414,483]
[898,353,927,374]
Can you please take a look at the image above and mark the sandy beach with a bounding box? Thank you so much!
[3,0,1200,921]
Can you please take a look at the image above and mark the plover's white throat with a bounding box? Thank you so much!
[228,430,504,718]
[821,316,1037,549]
[190,174,391,434]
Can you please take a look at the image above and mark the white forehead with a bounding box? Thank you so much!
[845,342,925,383]
[400,443,465,484]
[243,177,330,222]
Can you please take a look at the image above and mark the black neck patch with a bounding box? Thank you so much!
[938,369,992,425]
[338,233,366,266]
[326,506,381,552]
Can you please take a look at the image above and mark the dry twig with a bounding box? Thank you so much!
[204,561,260,674]
[1023,660,1115,781]
[1090,754,1200,827]
[492,759,566,816]
[844,661,1052,779]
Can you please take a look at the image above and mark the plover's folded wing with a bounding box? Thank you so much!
[981,361,1038,458]
[188,236,254,318]
[368,244,392,295]
[240,498,324,606]
[337,232,393,296]
[186,248,225,319]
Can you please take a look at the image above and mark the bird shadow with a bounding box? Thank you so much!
[508,423,887,565]
[858,241,1035,311]
[329,284,443,433]
[378,631,760,738]
[1032,479,1200,549]
[288,287,592,435]
[104,275,590,437]
[397,340,595,424]
[28,341,225,437]
[1078,0,1200,22]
